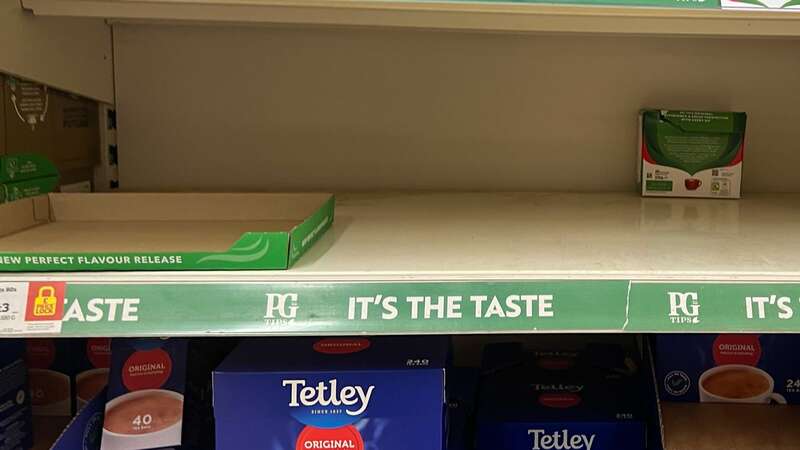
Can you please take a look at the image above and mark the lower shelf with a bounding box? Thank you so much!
[29,402,800,450]
[661,402,800,450]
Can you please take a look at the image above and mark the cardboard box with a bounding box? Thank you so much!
[476,341,647,450]
[102,338,189,450]
[0,154,58,185]
[76,339,111,411]
[49,388,105,450]
[0,192,335,271]
[639,110,746,199]
[0,339,34,450]
[1,176,59,204]
[213,336,448,450]
[101,338,234,450]
[654,334,800,404]
[1,75,98,187]
[25,339,109,417]
[446,367,480,450]
[25,339,79,417]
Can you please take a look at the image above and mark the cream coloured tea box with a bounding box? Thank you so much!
[639,110,746,199]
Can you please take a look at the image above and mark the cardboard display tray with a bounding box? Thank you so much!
[0,193,334,271]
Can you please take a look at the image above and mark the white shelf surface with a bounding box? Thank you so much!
[6,192,800,283]
[22,0,800,37]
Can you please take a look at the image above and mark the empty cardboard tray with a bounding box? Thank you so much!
[0,193,334,271]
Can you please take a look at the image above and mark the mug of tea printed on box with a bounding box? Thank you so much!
[655,334,800,404]
[77,338,112,411]
[699,364,785,404]
[25,339,80,416]
[639,110,746,199]
[102,338,188,450]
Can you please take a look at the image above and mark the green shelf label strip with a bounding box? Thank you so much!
[3,279,800,336]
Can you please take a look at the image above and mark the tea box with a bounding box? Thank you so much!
[0,340,33,450]
[213,336,448,450]
[102,338,188,450]
[446,367,480,450]
[476,342,647,450]
[52,387,106,450]
[0,175,59,204]
[639,109,746,198]
[25,338,110,416]
[654,334,800,404]
[101,338,234,450]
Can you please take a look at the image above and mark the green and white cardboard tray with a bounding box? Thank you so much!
[0,192,335,271]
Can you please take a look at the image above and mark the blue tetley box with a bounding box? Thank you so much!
[654,334,800,404]
[0,340,33,450]
[476,343,647,450]
[213,336,448,450]
[52,387,106,450]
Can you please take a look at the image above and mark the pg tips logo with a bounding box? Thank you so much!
[264,293,298,325]
[668,291,700,324]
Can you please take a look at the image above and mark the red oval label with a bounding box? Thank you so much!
[122,348,172,391]
[25,339,56,369]
[713,335,761,366]
[538,393,581,409]
[313,338,371,355]
[87,338,112,368]
[537,357,574,371]
[296,425,364,450]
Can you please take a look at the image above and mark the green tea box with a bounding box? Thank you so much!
[0,175,59,204]
[639,110,747,199]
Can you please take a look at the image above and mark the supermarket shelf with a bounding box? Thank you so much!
[21,0,800,37]
[4,192,800,336]
[661,402,800,450]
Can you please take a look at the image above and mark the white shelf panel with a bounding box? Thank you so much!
[6,192,800,283]
[22,0,800,37]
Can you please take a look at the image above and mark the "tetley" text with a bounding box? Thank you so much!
[283,379,374,416]
[528,429,596,450]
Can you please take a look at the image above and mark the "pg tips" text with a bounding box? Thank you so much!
[668,291,700,324]
[264,293,298,325]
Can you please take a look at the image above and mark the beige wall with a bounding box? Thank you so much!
[114,23,800,193]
